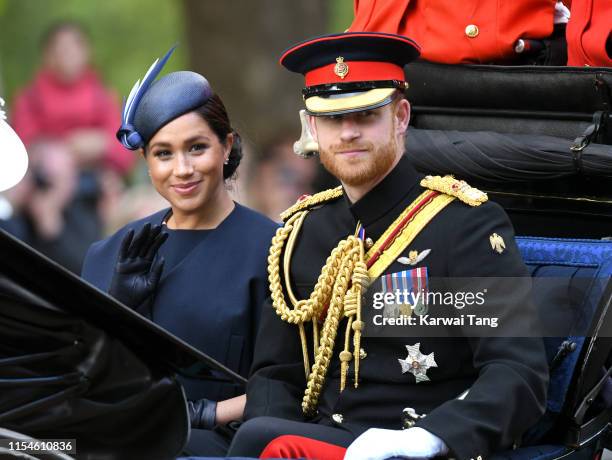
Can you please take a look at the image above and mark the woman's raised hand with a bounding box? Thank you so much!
[108,223,168,312]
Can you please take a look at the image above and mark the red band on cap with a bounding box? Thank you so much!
[305,61,405,87]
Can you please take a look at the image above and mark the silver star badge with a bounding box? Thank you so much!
[398,343,437,383]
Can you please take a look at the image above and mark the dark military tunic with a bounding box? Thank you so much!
[240,156,549,460]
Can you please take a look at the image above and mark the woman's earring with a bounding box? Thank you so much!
[224,157,229,165]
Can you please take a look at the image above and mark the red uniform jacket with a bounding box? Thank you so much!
[566,0,612,66]
[349,0,611,67]
[349,0,557,64]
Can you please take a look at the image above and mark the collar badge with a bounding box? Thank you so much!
[489,233,506,254]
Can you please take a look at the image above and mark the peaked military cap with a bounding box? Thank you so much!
[280,32,420,116]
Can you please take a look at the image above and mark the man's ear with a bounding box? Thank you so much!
[394,98,411,136]
[307,114,319,142]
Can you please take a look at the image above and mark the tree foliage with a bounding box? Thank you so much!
[182,0,332,147]
[0,0,187,105]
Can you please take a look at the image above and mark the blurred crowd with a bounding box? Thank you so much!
[1,0,610,273]
[0,21,322,273]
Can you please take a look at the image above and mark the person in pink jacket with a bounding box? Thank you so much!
[6,21,135,273]
[11,21,133,175]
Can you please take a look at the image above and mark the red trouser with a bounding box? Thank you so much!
[260,435,347,460]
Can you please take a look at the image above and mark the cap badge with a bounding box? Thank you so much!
[334,56,349,79]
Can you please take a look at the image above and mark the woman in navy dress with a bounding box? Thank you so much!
[81,49,277,454]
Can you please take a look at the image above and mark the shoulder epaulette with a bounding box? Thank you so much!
[280,186,344,222]
[420,175,488,207]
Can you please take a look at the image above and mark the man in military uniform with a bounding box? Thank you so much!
[228,32,548,460]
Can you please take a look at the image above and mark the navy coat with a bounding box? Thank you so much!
[82,203,277,401]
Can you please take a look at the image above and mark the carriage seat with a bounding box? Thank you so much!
[491,237,612,460]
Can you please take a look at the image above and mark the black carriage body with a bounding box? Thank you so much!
[405,62,612,239]
[0,229,245,459]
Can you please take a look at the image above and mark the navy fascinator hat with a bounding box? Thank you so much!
[117,47,213,150]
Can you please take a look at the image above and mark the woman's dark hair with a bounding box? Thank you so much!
[194,94,243,179]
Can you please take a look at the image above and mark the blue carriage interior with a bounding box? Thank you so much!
[487,237,612,460]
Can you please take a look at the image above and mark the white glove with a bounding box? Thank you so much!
[344,427,448,460]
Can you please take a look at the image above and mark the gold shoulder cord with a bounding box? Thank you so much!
[269,209,368,415]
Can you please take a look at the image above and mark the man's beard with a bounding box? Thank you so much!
[319,136,398,187]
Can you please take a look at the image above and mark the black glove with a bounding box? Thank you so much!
[109,223,168,312]
[188,398,217,430]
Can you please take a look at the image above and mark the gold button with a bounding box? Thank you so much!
[365,237,374,249]
[359,348,367,359]
[465,24,479,38]
[332,413,344,424]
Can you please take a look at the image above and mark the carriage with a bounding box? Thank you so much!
[1,61,611,459]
